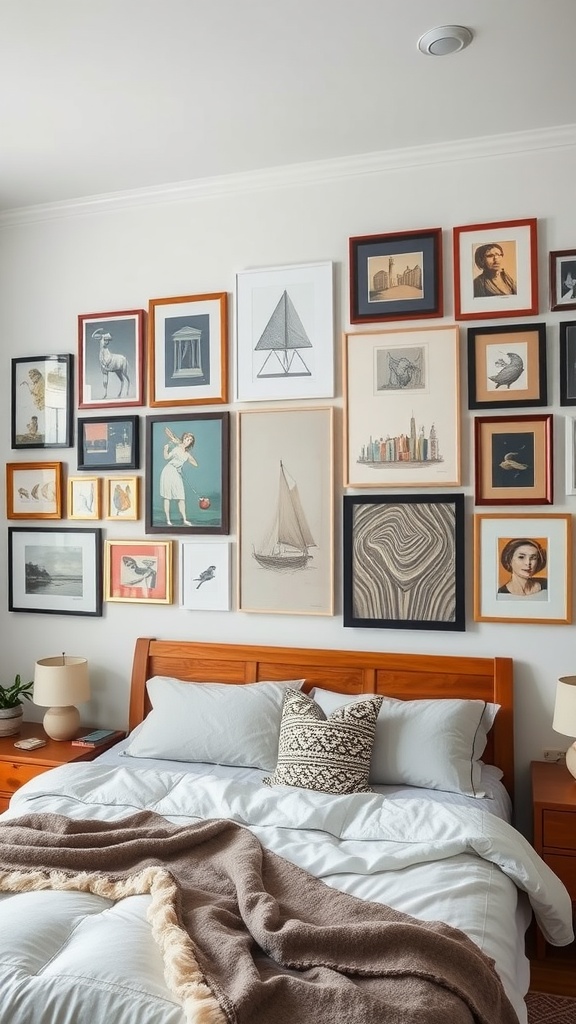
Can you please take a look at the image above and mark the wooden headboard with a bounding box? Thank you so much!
[129,638,514,799]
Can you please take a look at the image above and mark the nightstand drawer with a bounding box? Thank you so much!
[543,810,576,851]
[0,761,47,796]
[546,854,576,899]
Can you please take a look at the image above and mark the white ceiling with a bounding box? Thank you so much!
[1,0,575,211]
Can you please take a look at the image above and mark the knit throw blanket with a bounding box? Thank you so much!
[0,811,519,1024]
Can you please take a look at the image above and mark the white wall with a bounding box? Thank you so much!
[1,129,575,830]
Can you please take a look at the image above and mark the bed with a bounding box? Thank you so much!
[0,637,573,1024]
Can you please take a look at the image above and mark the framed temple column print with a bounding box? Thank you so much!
[453,218,538,320]
[148,293,228,407]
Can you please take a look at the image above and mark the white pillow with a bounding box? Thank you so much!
[124,676,304,770]
[309,688,499,797]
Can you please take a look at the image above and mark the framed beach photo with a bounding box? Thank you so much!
[180,541,231,612]
[78,309,145,409]
[550,249,576,311]
[8,526,103,616]
[238,407,334,616]
[77,415,139,471]
[349,227,443,324]
[11,354,73,449]
[6,462,63,520]
[344,325,460,488]
[104,475,139,520]
[467,323,547,409]
[343,493,465,631]
[566,416,576,496]
[236,261,334,401]
[104,539,172,604]
[146,413,229,534]
[453,218,538,320]
[474,513,572,624]
[560,321,576,406]
[148,292,228,407]
[67,476,101,520]
[474,414,553,506]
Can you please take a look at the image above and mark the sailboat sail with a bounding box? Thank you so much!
[254,462,316,571]
[255,291,313,378]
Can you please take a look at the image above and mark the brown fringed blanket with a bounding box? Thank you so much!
[0,811,519,1024]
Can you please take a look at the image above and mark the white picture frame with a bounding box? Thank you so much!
[566,416,576,496]
[180,541,231,611]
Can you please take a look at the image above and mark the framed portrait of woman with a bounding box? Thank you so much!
[473,513,572,624]
[453,218,538,320]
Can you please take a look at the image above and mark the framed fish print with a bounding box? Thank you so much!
[8,526,102,617]
[560,321,576,406]
[549,248,576,311]
[474,414,553,506]
[180,541,231,611]
[349,227,443,324]
[11,354,73,449]
[467,323,547,409]
[6,462,63,520]
[343,493,465,631]
[104,539,172,604]
[453,218,538,320]
[235,261,334,401]
[238,407,334,615]
[148,292,228,407]
[78,309,145,409]
[104,475,139,520]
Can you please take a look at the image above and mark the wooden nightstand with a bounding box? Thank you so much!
[0,722,124,813]
[531,760,576,972]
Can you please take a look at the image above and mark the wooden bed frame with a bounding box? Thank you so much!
[129,638,515,798]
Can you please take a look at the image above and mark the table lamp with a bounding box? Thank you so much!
[552,675,576,780]
[33,654,90,741]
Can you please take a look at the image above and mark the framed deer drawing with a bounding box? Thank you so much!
[78,309,145,409]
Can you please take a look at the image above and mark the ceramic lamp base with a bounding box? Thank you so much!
[566,742,576,781]
[43,705,80,741]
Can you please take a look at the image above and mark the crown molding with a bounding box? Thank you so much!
[1,124,575,228]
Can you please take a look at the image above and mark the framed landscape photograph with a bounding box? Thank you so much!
[67,476,101,520]
[104,475,139,520]
[550,248,576,311]
[6,462,63,519]
[467,323,547,409]
[78,309,145,409]
[8,526,102,616]
[474,513,572,624]
[11,354,73,449]
[180,541,231,612]
[343,493,465,631]
[148,292,227,407]
[474,414,553,506]
[146,412,229,534]
[236,261,334,401]
[349,227,442,324]
[77,415,139,470]
[104,539,172,604]
[344,325,460,488]
[453,218,538,320]
[560,321,576,406]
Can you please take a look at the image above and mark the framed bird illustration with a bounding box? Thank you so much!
[473,414,553,506]
[467,323,547,409]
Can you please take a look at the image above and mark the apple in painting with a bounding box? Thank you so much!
[198,497,211,509]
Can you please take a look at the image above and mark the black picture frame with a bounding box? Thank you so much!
[467,323,547,409]
[11,354,73,449]
[8,526,103,617]
[349,227,443,324]
[77,415,139,470]
[560,321,576,406]
[549,249,576,312]
[343,493,465,631]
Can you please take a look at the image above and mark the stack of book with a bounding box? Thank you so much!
[71,728,125,748]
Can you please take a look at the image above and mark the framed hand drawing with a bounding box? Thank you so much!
[467,323,547,409]
[104,539,172,604]
[238,407,334,615]
[104,475,139,520]
[550,248,576,311]
[474,513,572,624]
[68,476,101,520]
[11,354,73,449]
[77,415,139,470]
[560,321,576,406]
[6,462,63,519]
[148,293,228,407]
[180,541,231,611]
[344,325,460,488]
[236,261,334,401]
[8,526,103,616]
[453,218,538,320]
[78,309,145,409]
[349,227,442,324]
[343,493,465,631]
[474,414,553,506]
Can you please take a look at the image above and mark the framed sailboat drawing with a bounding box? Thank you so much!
[235,261,334,401]
[238,407,334,615]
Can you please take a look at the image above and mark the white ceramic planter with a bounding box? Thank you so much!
[0,706,24,737]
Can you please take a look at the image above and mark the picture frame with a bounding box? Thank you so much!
[238,407,334,615]
[78,309,145,409]
[145,412,229,534]
[67,476,101,520]
[11,354,73,449]
[560,321,576,406]
[453,218,538,320]
[344,325,460,488]
[104,539,172,604]
[77,415,139,471]
[467,323,547,409]
[549,249,576,311]
[473,513,572,624]
[343,493,465,631]
[148,292,227,407]
[8,526,103,616]
[6,462,63,520]
[180,541,231,612]
[349,227,443,324]
[236,261,334,401]
[566,416,576,497]
[104,475,139,520]
[474,414,553,506]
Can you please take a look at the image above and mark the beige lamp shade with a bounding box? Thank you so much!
[33,655,90,741]
[552,675,576,780]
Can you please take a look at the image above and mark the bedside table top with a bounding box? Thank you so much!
[531,760,576,808]
[0,722,123,767]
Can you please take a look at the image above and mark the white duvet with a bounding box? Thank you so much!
[1,762,573,1024]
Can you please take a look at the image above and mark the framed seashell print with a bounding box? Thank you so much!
[6,462,63,520]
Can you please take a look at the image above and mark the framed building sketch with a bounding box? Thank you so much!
[238,407,334,615]
[8,526,102,616]
[104,539,172,604]
[236,261,334,401]
[6,462,63,520]
[148,292,228,407]
[78,309,145,409]
[560,321,576,406]
[11,354,73,449]
[180,541,231,611]
[343,493,465,631]
[467,323,547,409]
[550,248,576,311]
[344,325,460,488]
[474,513,572,624]
[474,414,553,506]
[349,227,442,324]
[453,218,538,320]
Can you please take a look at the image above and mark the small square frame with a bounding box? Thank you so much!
[78,309,145,408]
[453,218,538,320]
[77,415,139,470]
[560,321,576,406]
[149,292,228,407]
[349,227,443,324]
[6,462,63,519]
[67,476,101,520]
[8,526,103,616]
[549,249,576,311]
[474,414,553,506]
[104,539,172,604]
[467,323,547,409]
[104,475,139,520]
[180,541,231,611]
[11,354,73,449]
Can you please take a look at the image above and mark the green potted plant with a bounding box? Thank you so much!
[0,675,34,737]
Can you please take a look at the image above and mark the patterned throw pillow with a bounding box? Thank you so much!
[263,688,383,795]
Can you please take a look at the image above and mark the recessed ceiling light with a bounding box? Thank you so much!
[417,25,473,57]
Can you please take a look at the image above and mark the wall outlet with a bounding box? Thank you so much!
[542,748,566,763]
